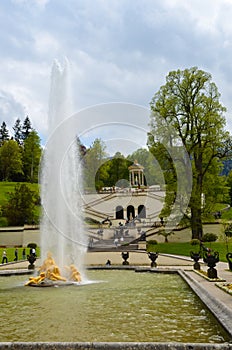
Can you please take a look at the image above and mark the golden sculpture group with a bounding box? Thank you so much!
[25,252,81,286]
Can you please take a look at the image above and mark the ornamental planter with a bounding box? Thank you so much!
[190,251,201,270]
[226,252,232,271]
[27,254,36,270]
[203,251,219,279]
[121,251,129,265]
[148,252,158,267]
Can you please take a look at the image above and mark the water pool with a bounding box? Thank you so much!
[0,270,230,343]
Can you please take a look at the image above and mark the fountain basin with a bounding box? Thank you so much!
[0,269,230,344]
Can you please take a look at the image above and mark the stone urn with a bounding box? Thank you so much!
[122,251,129,265]
[148,252,158,267]
[226,252,232,271]
[203,251,219,279]
[190,251,201,270]
[27,254,36,270]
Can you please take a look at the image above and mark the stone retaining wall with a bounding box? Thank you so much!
[0,229,40,247]
[0,342,231,349]
[179,270,232,338]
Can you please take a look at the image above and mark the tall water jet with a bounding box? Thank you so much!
[39,59,87,279]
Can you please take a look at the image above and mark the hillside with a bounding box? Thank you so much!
[0,182,39,206]
[0,182,40,226]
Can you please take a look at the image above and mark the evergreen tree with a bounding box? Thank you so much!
[22,116,32,140]
[0,121,10,146]
[13,118,23,144]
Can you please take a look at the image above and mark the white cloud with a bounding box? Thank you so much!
[0,90,25,135]
[34,31,60,55]
[0,58,50,137]
[11,0,49,9]
[0,0,232,152]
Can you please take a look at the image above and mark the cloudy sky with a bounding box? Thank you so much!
[1,0,232,152]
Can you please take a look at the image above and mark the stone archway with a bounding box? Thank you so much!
[116,205,124,219]
[138,205,146,218]
[127,205,135,220]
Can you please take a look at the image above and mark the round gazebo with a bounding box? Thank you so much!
[128,160,144,187]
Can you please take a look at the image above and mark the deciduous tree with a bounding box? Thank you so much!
[2,183,38,225]
[22,130,42,183]
[128,148,164,186]
[83,138,108,191]
[149,67,231,239]
[97,152,130,188]
[0,140,23,181]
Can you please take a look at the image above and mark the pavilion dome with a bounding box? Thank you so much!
[128,160,144,171]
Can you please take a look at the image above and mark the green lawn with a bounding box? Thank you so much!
[220,207,232,220]
[147,241,232,263]
[0,246,40,264]
[0,181,232,265]
[2,242,231,264]
[0,182,18,206]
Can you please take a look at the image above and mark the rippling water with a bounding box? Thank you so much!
[0,270,230,343]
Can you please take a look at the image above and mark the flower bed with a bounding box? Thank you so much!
[193,269,226,282]
[216,282,232,295]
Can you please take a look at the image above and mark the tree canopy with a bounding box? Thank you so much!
[83,138,109,191]
[148,67,232,239]
[2,183,39,226]
[0,117,42,183]
[22,130,42,183]
[0,139,23,181]
[128,148,164,186]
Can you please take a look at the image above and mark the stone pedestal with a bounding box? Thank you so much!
[138,241,146,250]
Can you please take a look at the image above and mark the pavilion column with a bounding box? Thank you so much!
[128,161,144,188]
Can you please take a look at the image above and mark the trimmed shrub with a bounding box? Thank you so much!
[148,240,158,245]
[225,224,232,237]
[84,217,100,225]
[202,233,218,242]
[190,239,200,246]
[27,243,37,249]
[0,217,8,227]
[225,230,232,237]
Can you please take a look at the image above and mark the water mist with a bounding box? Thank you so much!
[40,59,87,278]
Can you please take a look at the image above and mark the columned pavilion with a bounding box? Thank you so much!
[128,160,144,187]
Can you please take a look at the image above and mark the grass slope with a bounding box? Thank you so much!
[0,181,39,206]
[0,181,40,226]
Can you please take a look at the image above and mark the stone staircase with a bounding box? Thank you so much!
[88,236,138,251]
